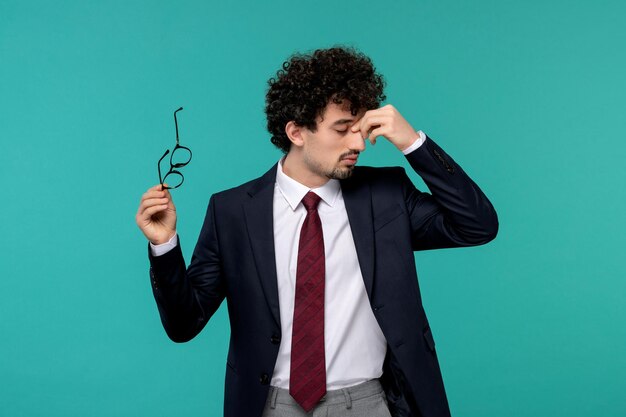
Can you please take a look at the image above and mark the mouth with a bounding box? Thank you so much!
[340,153,359,165]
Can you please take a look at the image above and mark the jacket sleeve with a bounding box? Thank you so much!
[402,134,499,251]
[147,194,226,342]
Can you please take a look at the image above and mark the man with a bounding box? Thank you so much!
[136,46,498,417]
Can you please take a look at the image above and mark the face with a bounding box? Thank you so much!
[298,101,367,182]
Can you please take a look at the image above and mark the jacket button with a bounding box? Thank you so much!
[149,268,158,288]
[270,334,281,345]
[259,373,270,385]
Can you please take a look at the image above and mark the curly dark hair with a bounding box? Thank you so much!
[264,45,387,154]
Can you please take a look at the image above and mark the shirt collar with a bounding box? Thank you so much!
[276,157,341,211]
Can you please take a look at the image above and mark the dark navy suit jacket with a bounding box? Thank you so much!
[148,135,498,417]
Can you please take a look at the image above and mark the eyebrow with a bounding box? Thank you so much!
[330,118,355,127]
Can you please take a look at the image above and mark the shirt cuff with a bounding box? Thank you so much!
[149,233,178,256]
[401,130,426,155]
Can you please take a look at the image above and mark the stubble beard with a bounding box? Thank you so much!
[304,152,357,181]
[327,165,354,180]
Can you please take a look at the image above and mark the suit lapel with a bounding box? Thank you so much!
[341,173,375,299]
[243,164,281,328]
[242,165,376,326]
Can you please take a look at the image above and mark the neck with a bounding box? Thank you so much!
[282,151,329,189]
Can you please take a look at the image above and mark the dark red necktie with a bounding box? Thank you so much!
[289,191,326,412]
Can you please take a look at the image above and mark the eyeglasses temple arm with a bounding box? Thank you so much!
[174,107,183,145]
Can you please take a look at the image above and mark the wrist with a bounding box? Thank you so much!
[151,231,177,246]
[400,130,426,155]
[397,130,421,152]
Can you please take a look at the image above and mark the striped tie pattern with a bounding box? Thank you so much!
[289,191,326,412]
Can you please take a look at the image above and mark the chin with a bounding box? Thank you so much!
[328,167,354,180]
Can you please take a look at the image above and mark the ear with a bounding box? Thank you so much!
[285,121,306,148]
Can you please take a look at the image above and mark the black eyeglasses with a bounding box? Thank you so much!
[158,107,192,190]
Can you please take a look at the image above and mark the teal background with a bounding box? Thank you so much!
[1,0,625,415]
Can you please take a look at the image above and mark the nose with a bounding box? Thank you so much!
[348,130,366,152]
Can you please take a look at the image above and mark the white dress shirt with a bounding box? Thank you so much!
[150,131,427,390]
[270,157,387,390]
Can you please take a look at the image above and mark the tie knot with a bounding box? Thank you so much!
[301,191,321,211]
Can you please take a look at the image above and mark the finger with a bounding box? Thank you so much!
[350,110,370,135]
[138,197,170,217]
[361,117,387,142]
[141,203,170,220]
[350,108,386,131]
[141,190,167,203]
[136,205,160,226]
[368,126,387,145]
[139,196,170,215]
[144,188,166,197]
[162,185,172,199]
[358,116,387,141]
[143,184,165,196]
[143,197,170,208]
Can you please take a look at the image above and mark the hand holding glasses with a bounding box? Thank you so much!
[158,107,192,190]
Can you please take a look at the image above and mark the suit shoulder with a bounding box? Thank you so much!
[212,177,258,198]
[209,165,276,205]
